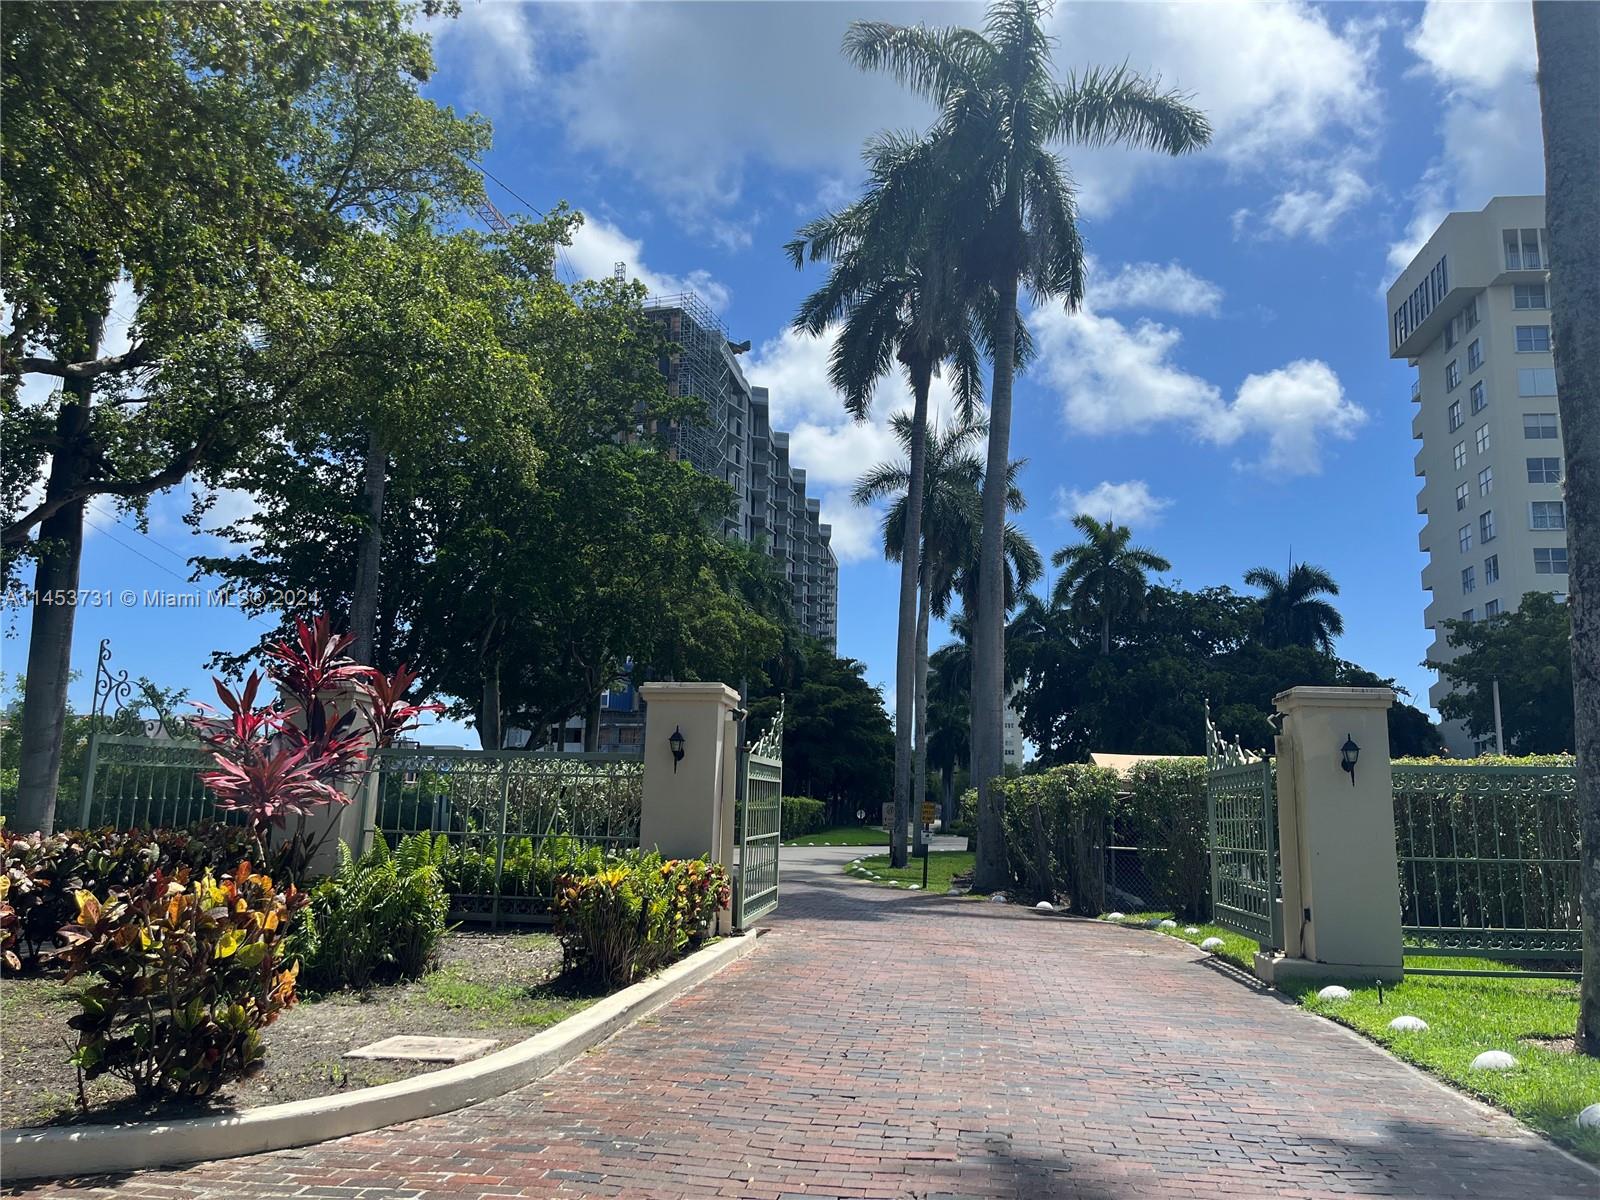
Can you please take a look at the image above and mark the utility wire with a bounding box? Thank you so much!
[466,159,583,286]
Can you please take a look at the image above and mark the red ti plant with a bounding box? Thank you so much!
[190,616,441,880]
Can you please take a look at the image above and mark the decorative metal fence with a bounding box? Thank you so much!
[1392,762,1579,976]
[372,747,643,926]
[78,733,223,828]
[1206,757,1283,950]
[734,706,782,928]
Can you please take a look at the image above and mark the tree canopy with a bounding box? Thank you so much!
[1432,591,1574,754]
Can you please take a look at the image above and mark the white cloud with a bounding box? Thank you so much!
[565,214,730,312]
[1030,304,1364,475]
[1090,260,1223,316]
[1254,158,1375,241]
[746,323,975,563]
[452,2,1381,239]
[1055,480,1171,527]
[420,1,538,110]
[1389,1,1543,271]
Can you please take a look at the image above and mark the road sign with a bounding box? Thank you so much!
[921,802,936,825]
[856,808,866,821]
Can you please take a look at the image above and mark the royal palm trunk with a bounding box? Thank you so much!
[891,360,934,869]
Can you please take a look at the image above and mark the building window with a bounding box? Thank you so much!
[1484,554,1499,584]
[1464,295,1479,330]
[1461,566,1475,593]
[1534,546,1569,575]
[1504,230,1521,269]
[1447,400,1463,430]
[1467,339,1482,372]
[1531,500,1566,530]
[1444,320,1457,350]
[1459,524,1473,553]
[1479,510,1496,543]
[1477,466,1493,496]
[1484,598,1502,618]
[1514,283,1547,309]
[1518,367,1558,396]
[1523,411,1559,439]
[1461,609,1475,623]
[1446,360,1461,390]
[1475,424,1491,454]
[1516,325,1551,353]
[1527,456,1562,484]
[1506,228,1543,269]
[1455,482,1469,511]
[1469,380,1486,413]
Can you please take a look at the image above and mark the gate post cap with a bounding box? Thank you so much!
[639,682,742,707]
[1272,686,1394,713]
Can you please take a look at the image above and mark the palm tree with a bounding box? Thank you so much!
[845,0,1211,890]
[789,137,986,869]
[1244,562,1345,654]
[1531,0,1598,1053]
[1051,515,1170,654]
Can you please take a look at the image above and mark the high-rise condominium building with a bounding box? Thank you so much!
[645,293,838,650]
[1387,196,1566,756]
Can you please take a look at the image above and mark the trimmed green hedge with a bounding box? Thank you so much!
[1118,758,1208,921]
[780,796,827,840]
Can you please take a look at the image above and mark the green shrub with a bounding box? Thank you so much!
[993,765,1121,913]
[288,834,448,992]
[952,788,977,839]
[1,824,261,972]
[780,796,827,839]
[552,852,729,988]
[62,862,304,1099]
[1117,758,1208,920]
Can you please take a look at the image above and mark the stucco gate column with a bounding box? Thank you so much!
[639,682,742,933]
[1258,685,1405,986]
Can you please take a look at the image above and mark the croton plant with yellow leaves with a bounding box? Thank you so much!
[61,861,306,1099]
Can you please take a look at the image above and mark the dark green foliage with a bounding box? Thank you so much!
[0,823,260,971]
[748,641,893,824]
[551,853,730,988]
[287,835,448,992]
[62,862,304,1099]
[1432,592,1574,753]
[779,797,828,840]
[1017,585,1441,764]
[1117,759,1209,920]
[991,765,1122,913]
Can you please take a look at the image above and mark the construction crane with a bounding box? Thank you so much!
[474,193,513,234]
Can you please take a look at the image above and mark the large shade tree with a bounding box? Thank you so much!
[1430,592,1573,755]
[1531,0,1599,1054]
[844,0,1211,889]
[1051,515,1171,654]
[1,0,486,833]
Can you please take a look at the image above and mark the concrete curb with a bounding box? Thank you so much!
[1,931,759,1183]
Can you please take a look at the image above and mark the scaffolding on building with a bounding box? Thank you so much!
[644,293,735,483]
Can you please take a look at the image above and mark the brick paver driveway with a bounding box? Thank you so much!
[13,846,1596,1199]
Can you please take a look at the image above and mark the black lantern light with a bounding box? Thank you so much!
[668,725,686,772]
[1339,734,1360,785]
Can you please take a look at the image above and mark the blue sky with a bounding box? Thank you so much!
[6,1,1547,744]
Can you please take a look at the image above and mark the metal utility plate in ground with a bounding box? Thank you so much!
[343,1036,499,1063]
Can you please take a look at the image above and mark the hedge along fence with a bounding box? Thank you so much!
[779,796,827,840]
[1114,759,1208,921]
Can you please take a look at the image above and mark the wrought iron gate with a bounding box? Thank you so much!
[1205,705,1282,950]
[735,704,782,928]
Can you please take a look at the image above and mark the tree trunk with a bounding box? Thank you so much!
[583,690,602,753]
[16,309,104,835]
[479,662,502,751]
[941,764,956,828]
[913,559,931,850]
[1101,611,1111,656]
[348,425,387,666]
[1534,0,1600,1054]
[973,277,1018,892]
[890,358,934,869]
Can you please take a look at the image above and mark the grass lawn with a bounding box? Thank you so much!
[785,825,890,847]
[844,850,974,893]
[1103,911,1260,973]
[1101,912,1599,1162]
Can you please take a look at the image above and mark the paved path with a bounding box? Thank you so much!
[14,847,1596,1199]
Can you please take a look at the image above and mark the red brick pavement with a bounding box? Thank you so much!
[9,846,1596,1199]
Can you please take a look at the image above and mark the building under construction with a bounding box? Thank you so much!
[645,293,838,649]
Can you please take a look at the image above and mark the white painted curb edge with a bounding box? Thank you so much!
[1,931,759,1183]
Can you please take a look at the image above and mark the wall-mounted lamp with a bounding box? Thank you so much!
[1339,734,1360,786]
[668,725,686,772]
